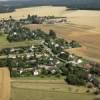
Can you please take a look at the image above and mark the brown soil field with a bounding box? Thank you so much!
[0,68,10,100]
[26,24,100,63]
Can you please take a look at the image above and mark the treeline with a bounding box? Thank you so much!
[1,0,100,10]
[0,6,15,13]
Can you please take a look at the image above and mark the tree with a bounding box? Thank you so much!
[55,38,65,46]
[70,40,81,48]
[27,14,31,20]
[65,73,86,85]
[9,16,12,20]
[49,30,56,39]
[41,68,48,75]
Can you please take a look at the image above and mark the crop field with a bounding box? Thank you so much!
[11,79,95,100]
[0,6,67,20]
[0,68,10,100]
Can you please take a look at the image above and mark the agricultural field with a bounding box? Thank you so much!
[11,79,95,100]
[0,6,67,20]
[0,68,10,100]
[0,6,100,27]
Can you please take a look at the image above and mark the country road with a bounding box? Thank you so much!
[0,68,10,100]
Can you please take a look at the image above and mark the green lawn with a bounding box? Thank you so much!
[0,35,40,49]
[0,34,9,44]
[12,76,65,80]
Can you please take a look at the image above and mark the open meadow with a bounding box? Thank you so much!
[0,35,40,49]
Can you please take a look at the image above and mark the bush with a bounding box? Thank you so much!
[87,83,93,88]
[86,89,90,93]
[40,75,45,78]
[11,71,20,77]
[70,40,81,48]
[93,90,100,95]
[94,96,100,100]
[55,73,61,78]
[49,30,56,39]
[21,71,33,77]
[65,74,86,86]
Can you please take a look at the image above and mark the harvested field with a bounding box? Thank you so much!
[26,24,100,63]
[0,6,100,27]
[0,68,10,100]
[0,6,67,20]
[66,47,100,63]
[11,79,94,100]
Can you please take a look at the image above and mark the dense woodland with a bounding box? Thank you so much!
[0,6,15,13]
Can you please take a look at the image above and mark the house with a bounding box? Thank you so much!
[56,61,60,65]
[39,65,56,70]
[68,58,83,66]
[69,54,75,60]
[13,32,17,35]
[8,55,16,59]
[43,17,67,24]
[69,61,78,65]
[77,59,83,64]
[51,69,56,74]
[84,64,93,69]
[33,70,39,76]
[55,44,59,48]
[19,68,24,74]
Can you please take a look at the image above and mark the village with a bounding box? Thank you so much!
[0,15,100,95]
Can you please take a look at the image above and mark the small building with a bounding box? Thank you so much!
[33,70,39,76]
[84,64,93,69]
[77,59,83,64]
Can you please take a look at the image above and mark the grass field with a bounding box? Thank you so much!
[0,35,41,49]
[11,79,95,100]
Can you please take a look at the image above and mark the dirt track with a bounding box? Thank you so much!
[0,68,10,100]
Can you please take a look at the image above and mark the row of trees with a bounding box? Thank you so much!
[60,63,86,85]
